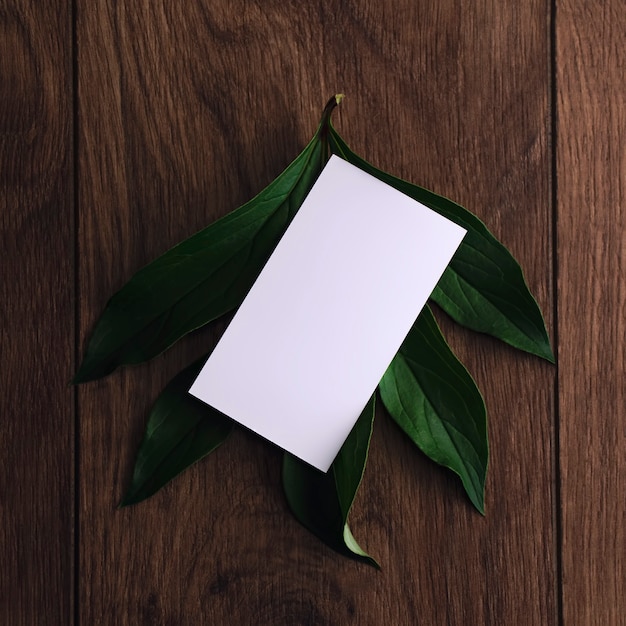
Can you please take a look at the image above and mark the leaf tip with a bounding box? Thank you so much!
[525,331,555,363]
[72,355,109,385]
[364,555,382,571]
[343,524,380,569]
[70,368,87,386]
[470,485,486,516]
[70,371,92,385]
[321,94,345,126]
[118,490,141,509]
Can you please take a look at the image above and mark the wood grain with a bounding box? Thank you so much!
[557,2,626,623]
[76,1,556,624]
[5,0,626,622]
[0,2,73,624]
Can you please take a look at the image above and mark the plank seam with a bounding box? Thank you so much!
[550,1,564,624]
[72,0,80,623]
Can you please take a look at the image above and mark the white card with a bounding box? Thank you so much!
[189,155,466,471]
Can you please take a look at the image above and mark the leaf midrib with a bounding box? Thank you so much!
[394,351,487,472]
[103,139,322,353]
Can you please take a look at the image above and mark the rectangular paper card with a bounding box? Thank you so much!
[189,155,466,471]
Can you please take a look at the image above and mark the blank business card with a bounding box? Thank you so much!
[189,155,466,471]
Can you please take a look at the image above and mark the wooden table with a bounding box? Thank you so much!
[2,2,623,624]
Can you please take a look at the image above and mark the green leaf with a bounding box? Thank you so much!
[73,104,341,384]
[327,128,554,363]
[282,395,379,568]
[120,357,233,506]
[378,305,488,513]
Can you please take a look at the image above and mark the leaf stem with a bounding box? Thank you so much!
[319,94,344,162]
[320,93,344,128]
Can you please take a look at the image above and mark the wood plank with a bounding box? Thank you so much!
[557,3,626,623]
[76,1,556,623]
[0,3,74,624]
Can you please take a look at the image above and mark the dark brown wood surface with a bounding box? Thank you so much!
[557,2,626,624]
[0,2,74,624]
[2,0,623,623]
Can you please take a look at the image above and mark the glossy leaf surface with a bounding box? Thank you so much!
[327,128,554,363]
[282,395,378,568]
[379,305,488,513]
[120,358,233,506]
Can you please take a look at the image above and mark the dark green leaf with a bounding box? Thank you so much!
[327,128,554,363]
[378,305,488,513]
[282,395,379,568]
[74,122,333,384]
[120,357,233,506]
